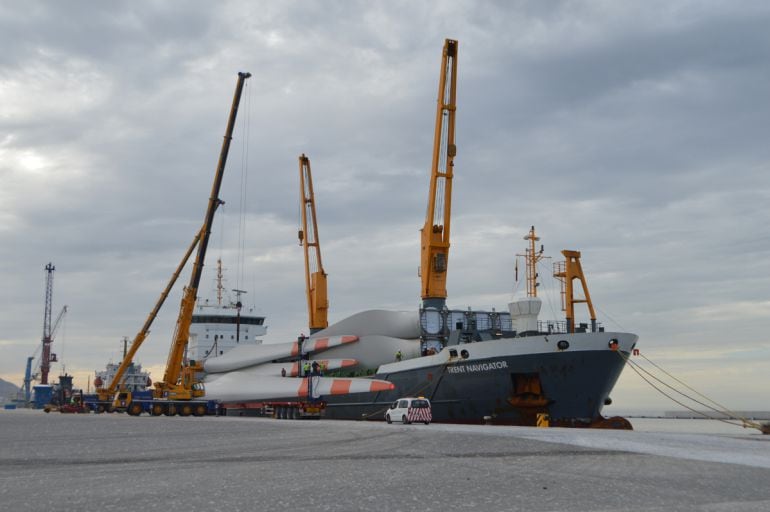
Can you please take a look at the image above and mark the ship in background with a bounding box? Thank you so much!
[187,258,268,362]
[93,337,152,393]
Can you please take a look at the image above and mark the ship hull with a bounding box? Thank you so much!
[324,331,636,426]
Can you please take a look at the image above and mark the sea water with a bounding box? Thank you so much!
[628,417,765,436]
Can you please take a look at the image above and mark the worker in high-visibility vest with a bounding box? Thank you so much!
[303,361,311,376]
[395,350,402,362]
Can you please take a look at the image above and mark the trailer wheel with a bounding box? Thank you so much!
[179,404,192,417]
[292,407,300,420]
[193,404,207,417]
[127,403,143,416]
[150,403,164,416]
[96,404,106,414]
[164,404,177,416]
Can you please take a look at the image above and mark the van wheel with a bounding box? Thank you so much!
[386,414,392,424]
[402,415,409,425]
[424,421,430,425]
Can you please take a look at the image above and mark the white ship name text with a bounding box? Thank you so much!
[447,360,508,374]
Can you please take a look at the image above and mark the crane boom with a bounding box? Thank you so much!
[156,71,251,399]
[40,263,55,384]
[420,39,458,308]
[96,230,200,401]
[51,305,68,338]
[298,154,328,333]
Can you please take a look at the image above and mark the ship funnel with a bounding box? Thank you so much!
[508,297,542,334]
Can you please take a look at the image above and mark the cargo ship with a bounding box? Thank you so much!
[93,338,152,392]
[202,228,637,428]
[320,228,638,427]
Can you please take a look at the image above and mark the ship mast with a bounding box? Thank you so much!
[516,226,547,298]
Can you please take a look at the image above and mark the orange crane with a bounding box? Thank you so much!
[297,154,328,333]
[420,39,458,310]
[553,250,597,333]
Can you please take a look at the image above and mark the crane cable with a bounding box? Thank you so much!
[235,80,252,294]
[616,349,764,431]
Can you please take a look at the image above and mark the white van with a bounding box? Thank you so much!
[385,397,432,425]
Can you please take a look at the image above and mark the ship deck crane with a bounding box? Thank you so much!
[419,39,457,349]
[298,154,328,334]
[553,250,597,333]
[153,71,251,402]
[420,39,458,309]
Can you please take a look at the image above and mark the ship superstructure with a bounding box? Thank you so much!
[95,361,151,392]
[94,338,151,393]
[188,259,267,361]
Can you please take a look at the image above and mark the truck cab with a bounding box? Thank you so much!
[385,397,431,425]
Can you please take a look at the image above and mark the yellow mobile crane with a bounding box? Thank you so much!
[92,231,200,412]
[419,39,457,347]
[152,71,251,411]
[89,72,251,416]
[297,154,328,334]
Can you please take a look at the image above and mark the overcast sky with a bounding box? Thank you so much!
[2,1,769,412]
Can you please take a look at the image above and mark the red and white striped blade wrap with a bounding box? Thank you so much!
[203,335,359,373]
[293,335,359,356]
[203,375,394,403]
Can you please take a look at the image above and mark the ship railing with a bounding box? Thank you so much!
[537,320,603,334]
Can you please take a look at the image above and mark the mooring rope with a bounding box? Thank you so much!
[616,350,763,431]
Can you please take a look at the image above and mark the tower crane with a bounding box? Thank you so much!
[298,154,328,334]
[420,39,458,309]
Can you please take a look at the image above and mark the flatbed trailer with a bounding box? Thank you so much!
[220,400,326,419]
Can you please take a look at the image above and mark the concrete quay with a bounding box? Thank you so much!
[1,410,768,511]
